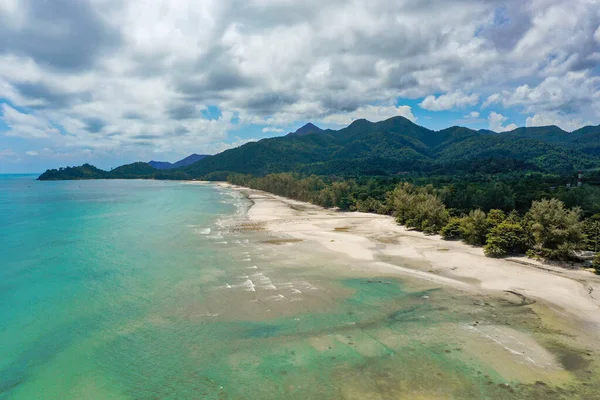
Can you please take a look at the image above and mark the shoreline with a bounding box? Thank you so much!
[215,182,600,331]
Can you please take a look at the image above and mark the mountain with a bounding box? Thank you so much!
[38,116,600,181]
[286,123,323,136]
[148,154,208,170]
[148,161,174,170]
[171,154,208,168]
[183,116,599,177]
[38,164,107,180]
[39,162,163,180]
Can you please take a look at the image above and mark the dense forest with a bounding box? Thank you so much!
[39,116,600,181]
[228,172,600,271]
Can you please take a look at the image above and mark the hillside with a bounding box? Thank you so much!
[39,117,600,181]
[148,154,208,169]
[182,117,599,177]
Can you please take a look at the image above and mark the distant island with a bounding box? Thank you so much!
[39,116,600,181]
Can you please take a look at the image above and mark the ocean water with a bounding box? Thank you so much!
[1,176,597,399]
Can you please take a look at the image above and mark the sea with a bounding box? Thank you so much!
[1,175,598,399]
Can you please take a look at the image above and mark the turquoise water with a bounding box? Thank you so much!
[1,176,245,399]
[1,176,597,399]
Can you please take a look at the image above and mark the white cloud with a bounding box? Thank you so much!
[1,104,59,138]
[0,149,16,159]
[261,127,284,133]
[488,112,518,132]
[0,0,599,167]
[464,111,480,119]
[25,150,38,156]
[322,104,416,126]
[419,91,479,111]
[481,94,500,109]
[526,112,592,132]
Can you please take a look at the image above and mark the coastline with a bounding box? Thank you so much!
[215,182,600,330]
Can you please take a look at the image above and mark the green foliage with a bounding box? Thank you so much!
[460,209,489,246]
[486,209,506,229]
[109,162,157,179]
[526,199,583,260]
[583,214,600,252]
[37,162,191,181]
[440,217,463,240]
[592,253,600,274]
[388,183,449,234]
[484,221,530,258]
[354,197,389,214]
[38,164,107,180]
[178,117,600,178]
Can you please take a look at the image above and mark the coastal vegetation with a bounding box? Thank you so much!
[227,172,600,266]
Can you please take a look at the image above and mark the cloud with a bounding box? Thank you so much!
[25,150,38,156]
[419,91,479,111]
[0,0,121,70]
[482,94,500,109]
[464,111,480,119]
[488,112,518,132]
[322,104,416,126]
[0,0,598,167]
[492,71,600,115]
[262,127,284,133]
[526,112,592,132]
[1,103,60,138]
[0,148,16,159]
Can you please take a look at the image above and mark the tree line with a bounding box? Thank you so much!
[228,172,600,272]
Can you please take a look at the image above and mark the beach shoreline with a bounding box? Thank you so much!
[213,182,600,332]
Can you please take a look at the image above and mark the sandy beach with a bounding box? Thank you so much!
[218,182,600,332]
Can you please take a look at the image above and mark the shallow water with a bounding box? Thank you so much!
[1,176,598,399]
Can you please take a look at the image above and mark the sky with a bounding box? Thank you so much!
[1,0,600,173]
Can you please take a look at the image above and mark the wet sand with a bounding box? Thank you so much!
[220,183,600,329]
[181,181,600,398]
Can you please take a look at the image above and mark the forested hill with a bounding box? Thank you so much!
[38,117,600,181]
[148,153,208,170]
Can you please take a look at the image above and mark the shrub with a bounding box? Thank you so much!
[484,221,530,258]
[486,209,506,229]
[592,253,600,274]
[388,183,449,234]
[441,217,463,240]
[526,199,583,260]
[460,209,489,246]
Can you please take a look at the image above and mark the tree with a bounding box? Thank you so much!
[484,221,531,258]
[354,197,388,214]
[331,181,355,210]
[583,214,600,252]
[388,183,449,234]
[526,198,583,260]
[593,253,600,274]
[441,217,463,240]
[460,209,489,246]
[486,209,506,229]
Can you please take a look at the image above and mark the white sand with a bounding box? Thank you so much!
[221,183,600,330]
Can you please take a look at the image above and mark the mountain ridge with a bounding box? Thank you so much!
[286,122,323,136]
[148,153,208,169]
[38,116,600,181]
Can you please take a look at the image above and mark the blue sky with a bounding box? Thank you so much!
[1,0,599,173]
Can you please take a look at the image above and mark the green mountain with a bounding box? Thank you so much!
[148,153,208,170]
[38,117,600,181]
